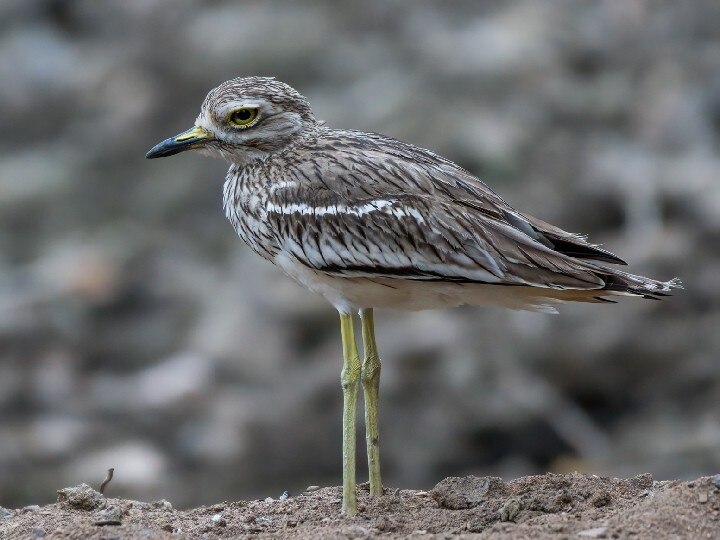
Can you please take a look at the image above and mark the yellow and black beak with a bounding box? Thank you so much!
[145,125,213,159]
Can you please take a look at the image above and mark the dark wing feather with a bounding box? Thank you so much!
[517,213,627,265]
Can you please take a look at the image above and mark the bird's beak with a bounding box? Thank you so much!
[145,125,214,159]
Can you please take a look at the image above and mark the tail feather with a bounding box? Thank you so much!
[507,270,682,312]
[598,270,682,299]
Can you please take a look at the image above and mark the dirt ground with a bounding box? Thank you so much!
[2,473,719,539]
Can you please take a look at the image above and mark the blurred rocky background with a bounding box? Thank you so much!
[0,0,718,509]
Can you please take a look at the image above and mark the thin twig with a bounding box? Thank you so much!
[100,468,114,495]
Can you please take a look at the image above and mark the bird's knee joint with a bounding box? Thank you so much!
[361,370,377,386]
[361,356,381,385]
[341,360,361,389]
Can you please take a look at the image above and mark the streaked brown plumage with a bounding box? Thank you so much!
[147,76,680,515]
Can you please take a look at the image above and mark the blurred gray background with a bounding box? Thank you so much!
[1,0,718,509]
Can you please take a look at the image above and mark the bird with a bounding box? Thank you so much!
[146,76,680,516]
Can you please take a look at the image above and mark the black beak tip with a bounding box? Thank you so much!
[145,134,206,159]
[145,141,169,159]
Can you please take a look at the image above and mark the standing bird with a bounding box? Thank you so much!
[146,76,679,516]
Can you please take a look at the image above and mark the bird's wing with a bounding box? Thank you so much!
[266,130,623,290]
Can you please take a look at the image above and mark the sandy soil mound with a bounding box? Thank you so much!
[2,473,718,539]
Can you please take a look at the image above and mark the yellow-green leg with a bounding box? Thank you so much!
[360,308,382,496]
[339,311,361,515]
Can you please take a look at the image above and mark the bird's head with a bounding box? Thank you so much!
[146,76,317,165]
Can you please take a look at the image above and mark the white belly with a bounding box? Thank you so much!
[273,253,577,314]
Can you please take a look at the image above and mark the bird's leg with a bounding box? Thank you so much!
[339,311,361,515]
[360,308,383,496]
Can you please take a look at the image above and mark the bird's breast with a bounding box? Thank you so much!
[223,167,280,261]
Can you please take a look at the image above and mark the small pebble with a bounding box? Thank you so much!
[264,497,274,503]
[279,491,289,501]
[305,485,320,492]
[415,491,429,498]
[32,528,46,537]
[94,505,123,526]
[57,484,105,511]
[151,499,173,511]
[23,505,41,513]
[499,497,521,522]
[578,526,607,538]
[711,475,720,488]
[699,491,708,503]
[211,513,227,527]
[0,507,14,520]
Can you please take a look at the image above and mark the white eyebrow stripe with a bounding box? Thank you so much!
[265,199,425,222]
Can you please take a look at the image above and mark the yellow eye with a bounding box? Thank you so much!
[228,107,258,127]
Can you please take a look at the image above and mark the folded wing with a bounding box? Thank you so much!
[266,129,677,297]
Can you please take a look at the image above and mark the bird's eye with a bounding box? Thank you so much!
[228,108,259,127]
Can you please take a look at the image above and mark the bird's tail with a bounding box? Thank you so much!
[480,268,683,314]
[595,268,682,300]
